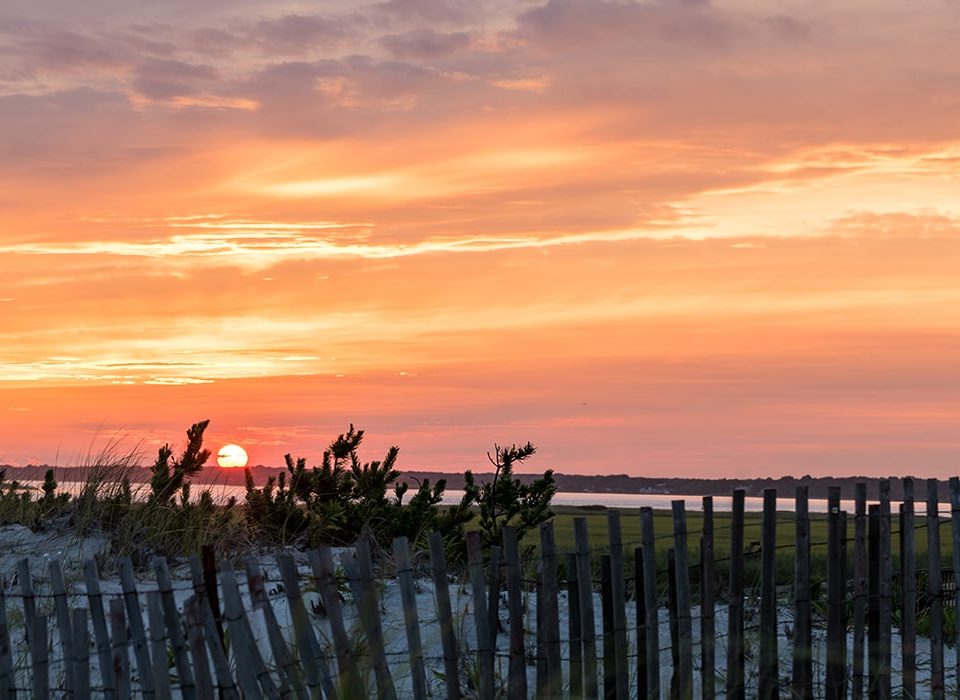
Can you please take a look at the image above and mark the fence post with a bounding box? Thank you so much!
[950,476,960,700]
[574,518,598,699]
[868,504,880,700]
[466,531,494,700]
[537,560,546,700]
[356,538,397,700]
[793,486,812,700]
[224,562,280,698]
[504,525,529,700]
[606,511,629,700]
[119,557,156,698]
[726,489,746,700]
[634,546,647,700]
[392,537,428,700]
[146,591,173,700]
[567,552,583,698]
[672,500,693,700]
[0,579,13,700]
[826,486,845,700]
[701,496,715,700]
[759,489,779,700]
[245,559,298,700]
[16,560,36,649]
[72,607,91,700]
[31,615,49,700]
[900,478,916,700]
[308,546,356,695]
[853,482,868,700]
[487,544,502,650]
[184,596,214,700]
[640,508,660,697]
[109,599,130,700]
[667,549,679,699]
[600,555,615,700]
[878,480,892,700]
[429,531,460,700]
[153,557,196,700]
[927,479,945,700]
[48,559,76,696]
[540,522,562,698]
[85,559,117,700]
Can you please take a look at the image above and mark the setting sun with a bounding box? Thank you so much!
[216,444,248,468]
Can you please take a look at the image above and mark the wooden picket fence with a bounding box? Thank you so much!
[2,476,960,698]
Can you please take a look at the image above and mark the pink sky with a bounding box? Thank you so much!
[3,0,960,477]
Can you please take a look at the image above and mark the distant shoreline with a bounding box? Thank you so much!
[2,465,951,500]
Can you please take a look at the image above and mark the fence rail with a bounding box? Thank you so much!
[2,477,960,698]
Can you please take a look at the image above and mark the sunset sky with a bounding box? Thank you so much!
[3,0,960,477]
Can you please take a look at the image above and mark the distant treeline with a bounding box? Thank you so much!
[2,464,953,500]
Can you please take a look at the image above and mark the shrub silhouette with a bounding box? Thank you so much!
[463,442,556,549]
[244,424,474,551]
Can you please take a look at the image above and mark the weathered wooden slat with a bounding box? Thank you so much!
[759,489,779,700]
[672,500,693,700]
[307,548,356,698]
[792,486,812,700]
[392,537,428,700]
[200,545,224,650]
[606,511,628,700]
[428,532,460,700]
[667,549,679,699]
[640,508,659,698]
[195,591,240,700]
[539,522,562,699]
[466,532,494,700]
[0,578,14,700]
[878,480,892,700]
[354,539,397,700]
[573,518,598,699]
[225,560,283,700]
[567,552,583,699]
[146,591,172,700]
[899,479,915,700]
[701,496,715,700]
[950,476,960,700]
[726,489,746,700]
[72,607,91,700]
[927,479,944,700]
[48,559,76,695]
[486,544,502,648]
[246,558,301,700]
[109,598,130,700]
[533,559,547,700]
[536,563,545,700]
[31,615,48,700]
[826,487,845,700]
[852,482,868,700]
[868,504,880,699]
[84,559,116,700]
[600,555,615,700]
[634,546,646,700]
[16,560,36,650]
[184,596,214,700]
[153,557,196,700]
[188,551,230,685]
[504,526,529,700]
[119,557,156,698]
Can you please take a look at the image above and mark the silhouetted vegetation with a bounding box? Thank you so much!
[243,423,475,553]
[0,420,557,566]
[464,442,556,549]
